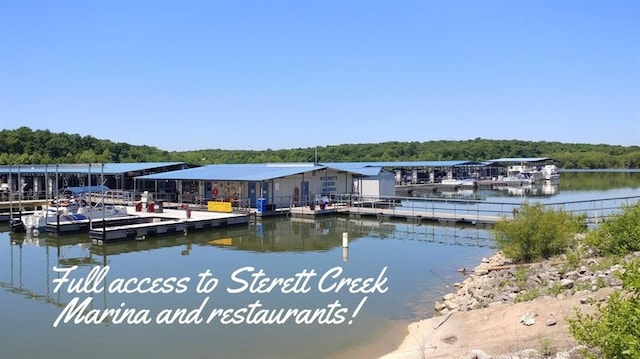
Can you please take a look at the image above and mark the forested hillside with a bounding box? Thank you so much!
[1,127,639,168]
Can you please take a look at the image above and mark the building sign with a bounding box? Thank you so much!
[321,175,337,193]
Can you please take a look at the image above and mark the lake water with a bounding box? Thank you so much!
[1,171,639,359]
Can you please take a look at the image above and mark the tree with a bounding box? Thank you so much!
[493,202,586,263]
[569,259,640,358]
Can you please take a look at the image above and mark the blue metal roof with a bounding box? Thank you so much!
[350,167,387,176]
[320,163,384,176]
[136,163,329,181]
[321,161,480,168]
[64,185,110,194]
[486,158,552,164]
[0,162,187,175]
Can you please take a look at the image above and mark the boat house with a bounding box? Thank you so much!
[134,162,396,211]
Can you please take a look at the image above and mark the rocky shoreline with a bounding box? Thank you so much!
[434,251,625,316]
[381,249,640,359]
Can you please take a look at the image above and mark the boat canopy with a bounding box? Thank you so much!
[64,185,109,195]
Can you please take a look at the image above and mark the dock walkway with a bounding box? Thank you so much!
[289,205,500,225]
[344,206,501,225]
[288,195,640,226]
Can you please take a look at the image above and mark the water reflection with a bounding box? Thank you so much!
[2,217,493,318]
[1,219,496,359]
[491,181,558,197]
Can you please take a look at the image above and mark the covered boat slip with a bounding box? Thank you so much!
[1,158,557,214]
[0,162,190,204]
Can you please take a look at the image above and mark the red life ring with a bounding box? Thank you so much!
[212,188,219,196]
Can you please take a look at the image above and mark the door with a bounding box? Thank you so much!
[301,181,309,206]
[248,182,257,207]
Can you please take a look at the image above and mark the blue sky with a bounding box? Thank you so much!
[1,1,638,151]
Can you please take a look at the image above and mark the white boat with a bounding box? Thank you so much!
[504,165,546,184]
[540,164,560,182]
[21,205,73,230]
[440,178,477,188]
[16,186,130,232]
[19,203,129,231]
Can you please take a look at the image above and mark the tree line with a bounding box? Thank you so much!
[1,127,639,168]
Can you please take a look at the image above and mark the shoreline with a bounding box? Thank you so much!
[377,250,630,359]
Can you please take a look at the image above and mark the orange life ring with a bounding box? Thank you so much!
[212,188,219,196]
[293,187,299,203]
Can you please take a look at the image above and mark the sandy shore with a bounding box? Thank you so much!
[327,319,411,359]
[328,287,610,359]
[378,287,612,359]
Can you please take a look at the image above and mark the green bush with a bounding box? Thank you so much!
[584,201,640,256]
[568,259,640,358]
[493,202,585,263]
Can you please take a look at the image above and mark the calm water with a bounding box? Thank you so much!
[1,171,639,359]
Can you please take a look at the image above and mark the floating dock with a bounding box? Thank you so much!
[88,207,249,244]
[345,206,499,226]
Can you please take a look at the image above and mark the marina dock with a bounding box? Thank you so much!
[289,204,499,225]
[4,195,638,244]
[288,195,640,227]
[89,208,249,244]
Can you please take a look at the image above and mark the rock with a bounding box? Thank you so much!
[474,269,489,276]
[443,293,456,301]
[563,270,578,280]
[445,299,459,310]
[579,297,589,304]
[520,313,536,326]
[461,349,492,359]
[518,349,540,358]
[609,277,623,287]
[546,318,557,326]
[560,279,574,288]
[440,333,457,344]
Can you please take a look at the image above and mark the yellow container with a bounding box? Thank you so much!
[207,201,232,213]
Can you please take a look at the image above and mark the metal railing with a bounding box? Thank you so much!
[330,194,640,223]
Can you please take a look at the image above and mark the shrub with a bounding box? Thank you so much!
[568,259,640,358]
[584,201,640,256]
[493,202,585,263]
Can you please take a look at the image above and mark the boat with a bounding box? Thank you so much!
[15,202,129,232]
[540,164,560,182]
[440,178,478,188]
[12,186,130,232]
[503,165,546,184]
